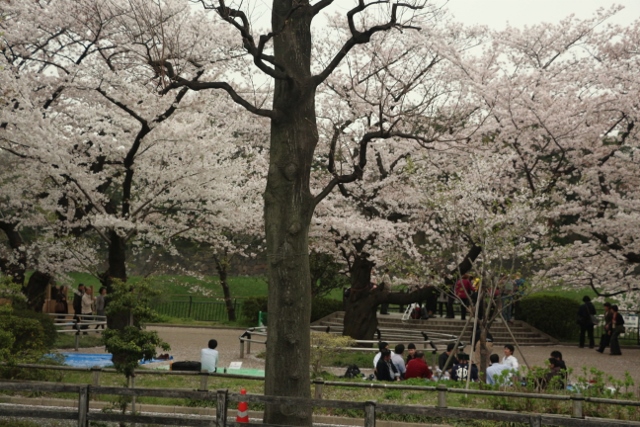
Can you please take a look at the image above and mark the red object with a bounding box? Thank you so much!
[236,388,249,423]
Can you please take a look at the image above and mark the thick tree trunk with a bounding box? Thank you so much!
[263,5,316,426]
[23,271,51,312]
[104,230,128,330]
[343,255,379,341]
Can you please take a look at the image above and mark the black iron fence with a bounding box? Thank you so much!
[150,296,247,323]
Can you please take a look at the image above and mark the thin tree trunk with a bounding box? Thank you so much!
[214,255,236,322]
[104,230,128,330]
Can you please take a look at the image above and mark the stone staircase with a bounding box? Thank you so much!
[312,311,557,350]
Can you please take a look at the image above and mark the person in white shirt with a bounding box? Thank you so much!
[200,339,219,373]
[486,354,511,385]
[502,344,519,370]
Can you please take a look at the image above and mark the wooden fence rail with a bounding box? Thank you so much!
[1,380,640,427]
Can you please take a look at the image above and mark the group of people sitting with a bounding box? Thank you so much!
[373,341,567,389]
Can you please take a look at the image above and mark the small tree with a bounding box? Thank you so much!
[310,332,354,378]
[103,279,170,380]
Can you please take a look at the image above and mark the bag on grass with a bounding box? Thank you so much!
[343,364,361,378]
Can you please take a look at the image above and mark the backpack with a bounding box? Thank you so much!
[343,364,361,378]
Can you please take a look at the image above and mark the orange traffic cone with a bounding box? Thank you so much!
[236,388,249,423]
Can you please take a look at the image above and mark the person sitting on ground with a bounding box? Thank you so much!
[404,351,432,380]
[438,342,458,373]
[550,350,567,371]
[541,357,565,390]
[502,344,519,371]
[373,341,389,368]
[450,353,478,382]
[405,343,417,363]
[375,349,399,381]
[485,354,511,386]
[200,339,219,373]
[391,344,407,379]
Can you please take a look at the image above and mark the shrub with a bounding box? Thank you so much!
[241,297,268,326]
[516,295,580,340]
[12,309,57,349]
[311,297,343,322]
[310,332,354,377]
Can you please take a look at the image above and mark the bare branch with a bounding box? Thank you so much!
[312,1,423,87]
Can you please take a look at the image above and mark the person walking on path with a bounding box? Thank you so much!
[609,305,625,356]
[596,302,613,353]
[577,295,596,348]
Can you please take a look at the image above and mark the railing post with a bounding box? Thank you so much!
[529,414,542,427]
[364,401,376,427]
[200,371,209,391]
[571,393,584,418]
[91,367,101,387]
[313,378,325,399]
[239,337,245,359]
[436,384,447,409]
[246,335,251,355]
[75,331,80,351]
[78,385,89,427]
[216,389,228,427]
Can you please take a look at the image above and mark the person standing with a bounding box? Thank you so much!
[200,339,219,372]
[577,296,596,348]
[54,285,69,316]
[596,302,613,353]
[609,305,625,356]
[73,284,85,318]
[95,287,107,329]
[80,287,94,334]
[455,274,473,320]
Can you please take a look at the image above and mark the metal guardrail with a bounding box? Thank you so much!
[47,314,107,351]
[0,380,639,427]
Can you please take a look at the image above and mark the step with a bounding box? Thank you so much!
[314,311,557,346]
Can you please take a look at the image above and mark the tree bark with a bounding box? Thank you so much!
[262,4,316,426]
[214,255,236,322]
[104,230,128,330]
[23,270,51,312]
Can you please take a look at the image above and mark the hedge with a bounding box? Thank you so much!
[516,295,580,340]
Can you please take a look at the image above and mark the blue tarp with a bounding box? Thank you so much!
[55,352,172,368]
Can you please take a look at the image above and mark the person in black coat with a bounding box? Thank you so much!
[375,349,399,381]
[577,295,596,348]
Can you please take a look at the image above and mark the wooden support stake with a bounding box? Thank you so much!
[216,389,228,427]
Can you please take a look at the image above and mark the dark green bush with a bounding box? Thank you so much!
[241,296,268,326]
[516,295,580,340]
[12,309,58,349]
[311,297,343,322]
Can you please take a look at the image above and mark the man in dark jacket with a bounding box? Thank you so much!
[577,295,596,348]
[375,349,399,381]
[73,284,85,318]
